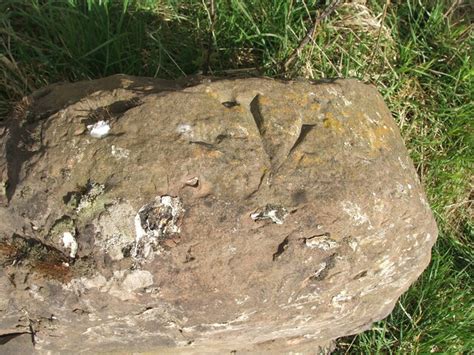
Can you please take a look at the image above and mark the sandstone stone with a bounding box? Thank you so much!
[0,75,437,353]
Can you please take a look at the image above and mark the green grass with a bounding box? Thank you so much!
[1,0,472,353]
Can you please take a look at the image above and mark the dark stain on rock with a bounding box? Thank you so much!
[0,240,18,265]
[8,235,67,265]
[222,101,239,108]
[76,224,96,256]
[63,190,82,209]
[108,97,142,115]
[0,234,97,283]
[189,141,215,149]
[0,235,71,282]
[80,97,142,126]
[4,117,45,203]
[203,198,213,208]
[33,261,72,283]
[291,189,308,204]
[184,247,196,263]
[122,244,133,258]
[353,270,367,280]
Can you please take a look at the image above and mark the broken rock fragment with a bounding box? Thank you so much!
[133,195,184,262]
[0,75,437,353]
[251,204,288,224]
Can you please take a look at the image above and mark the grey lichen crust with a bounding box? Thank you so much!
[0,75,437,353]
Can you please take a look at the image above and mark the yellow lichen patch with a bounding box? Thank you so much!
[290,150,305,162]
[323,112,344,132]
[345,112,391,152]
[258,95,271,105]
[207,149,224,159]
[340,110,350,118]
[368,125,391,150]
[298,153,323,167]
[268,106,296,117]
[205,88,219,99]
[282,92,311,106]
[231,105,246,114]
[191,145,224,159]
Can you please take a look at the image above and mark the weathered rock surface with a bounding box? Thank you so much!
[0,75,437,353]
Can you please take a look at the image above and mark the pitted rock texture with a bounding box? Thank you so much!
[0,75,437,353]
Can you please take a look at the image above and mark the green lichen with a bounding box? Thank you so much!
[77,195,110,222]
[64,180,108,220]
[76,181,105,213]
[65,191,81,210]
[49,216,75,239]
[0,180,7,196]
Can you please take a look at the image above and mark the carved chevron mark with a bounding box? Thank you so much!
[250,94,265,136]
[249,94,302,171]
[288,124,317,157]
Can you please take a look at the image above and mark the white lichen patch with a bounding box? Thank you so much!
[378,257,396,277]
[360,284,378,297]
[184,176,199,187]
[331,290,352,308]
[236,125,249,137]
[62,231,78,258]
[418,193,429,208]
[251,204,288,224]
[425,233,432,242]
[67,270,154,301]
[87,120,110,138]
[348,238,358,251]
[313,262,328,279]
[396,182,410,196]
[133,195,184,261]
[235,295,250,305]
[341,96,352,107]
[121,270,154,292]
[177,123,193,138]
[102,234,133,260]
[398,156,408,170]
[341,201,371,227]
[305,234,339,251]
[227,245,237,255]
[363,113,377,125]
[326,86,339,96]
[28,284,45,301]
[111,145,130,160]
[372,193,385,213]
[94,202,136,260]
[80,274,108,289]
[181,311,257,332]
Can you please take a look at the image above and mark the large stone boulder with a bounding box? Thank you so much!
[0,75,437,353]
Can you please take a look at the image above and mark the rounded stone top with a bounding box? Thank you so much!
[0,75,437,353]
